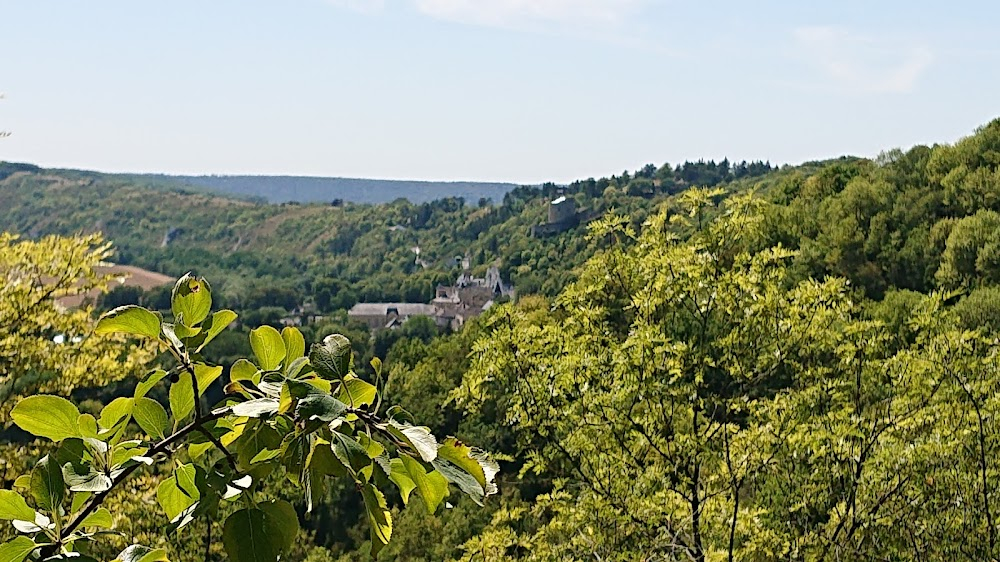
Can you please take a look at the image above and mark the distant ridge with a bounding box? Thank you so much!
[140,174,520,205]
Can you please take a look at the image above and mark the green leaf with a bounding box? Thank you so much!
[0,491,36,521]
[79,507,114,529]
[63,463,112,492]
[171,274,212,327]
[55,439,87,473]
[229,359,259,383]
[196,309,238,351]
[95,305,161,339]
[284,378,324,399]
[113,545,169,562]
[194,364,223,395]
[0,537,36,562]
[388,459,416,504]
[249,448,282,464]
[237,425,282,470]
[309,334,352,380]
[284,356,310,379]
[250,326,286,371]
[331,433,371,476]
[335,377,377,408]
[282,327,306,363]
[70,492,91,513]
[296,394,348,422]
[231,398,280,418]
[188,442,212,460]
[64,468,113,493]
[169,371,195,421]
[157,464,200,521]
[432,458,486,506]
[387,421,438,462]
[307,438,346,477]
[134,369,168,399]
[258,500,299,554]
[401,455,449,514]
[110,439,148,467]
[77,414,99,439]
[133,398,169,439]
[171,321,200,339]
[436,437,496,491]
[361,483,392,557]
[99,397,134,430]
[30,456,64,513]
[222,508,281,562]
[11,396,81,442]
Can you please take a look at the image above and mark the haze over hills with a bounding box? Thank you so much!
[0,163,521,205]
[135,173,520,205]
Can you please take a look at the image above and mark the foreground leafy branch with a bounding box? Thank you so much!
[0,274,498,562]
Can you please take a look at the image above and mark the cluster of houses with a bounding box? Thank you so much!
[348,264,514,330]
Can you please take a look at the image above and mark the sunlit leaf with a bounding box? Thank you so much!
[335,376,376,408]
[193,363,223,395]
[250,325,285,371]
[169,371,195,421]
[388,459,416,504]
[99,397,134,430]
[361,483,392,557]
[229,359,258,383]
[401,455,448,514]
[96,305,161,339]
[171,273,212,327]
[196,309,237,351]
[134,369,168,399]
[0,537,37,562]
[0,491,36,522]
[79,507,114,529]
[11,395,81,442]
[281,327,306,363]
[157,464,200,521]
[133,397,170,439]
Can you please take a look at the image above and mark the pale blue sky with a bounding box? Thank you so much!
[1,1,997,183]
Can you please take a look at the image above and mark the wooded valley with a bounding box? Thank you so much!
[2,120,1000,561]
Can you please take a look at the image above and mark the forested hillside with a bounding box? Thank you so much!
[4,121,1000,561]
[0,156,775,309]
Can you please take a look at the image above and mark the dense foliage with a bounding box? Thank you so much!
[0,274,497,561]
[459,192,1000,560]
[0,233,152,412]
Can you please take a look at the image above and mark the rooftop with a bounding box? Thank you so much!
[348,303,438,317]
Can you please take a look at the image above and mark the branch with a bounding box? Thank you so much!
[204,518,213,562]
[196,425,239,472]
[56,407,231,544]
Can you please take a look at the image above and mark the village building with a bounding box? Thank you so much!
[348,265,514,330]
[530,195,600,237]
